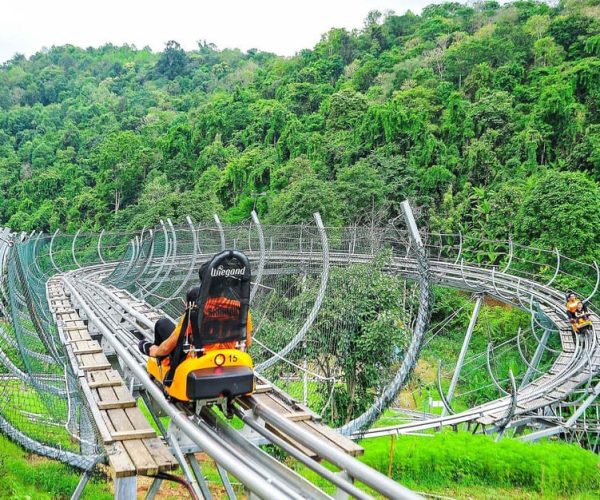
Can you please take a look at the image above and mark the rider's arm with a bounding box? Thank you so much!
[245,311,252,348]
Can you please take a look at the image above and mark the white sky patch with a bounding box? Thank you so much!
[0,0,439,63]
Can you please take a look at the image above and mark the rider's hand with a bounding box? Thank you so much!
[138,339,152,356]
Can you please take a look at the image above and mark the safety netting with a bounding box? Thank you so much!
[1,213,599,465]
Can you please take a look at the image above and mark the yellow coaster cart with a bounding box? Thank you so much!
[147,250,255,415]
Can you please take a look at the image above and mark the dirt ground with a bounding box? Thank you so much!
[104,453,233,499]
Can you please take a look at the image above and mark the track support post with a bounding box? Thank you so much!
[333,471,354,500]
[70,470,91,500]
[114,476,137,500]
[442,294,483,416]
[520,329,550,388]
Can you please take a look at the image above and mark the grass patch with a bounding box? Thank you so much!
[0,433,111,499]
[359,431,600,495]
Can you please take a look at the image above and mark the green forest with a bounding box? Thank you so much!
[1,0,600,261]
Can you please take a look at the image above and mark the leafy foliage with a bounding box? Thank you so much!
[0,2,599,258]
[255,253,412,425]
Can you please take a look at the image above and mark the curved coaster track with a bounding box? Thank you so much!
[0,202,598,498]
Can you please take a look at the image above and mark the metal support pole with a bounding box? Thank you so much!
[333,471,353,500]
[70,471,91,500]
[442,295,483,416]
[71,228,82,268]
[145,478,163,500]
[250,210,265,304]
[401,200,423,247]
[169,433,204,499]
[522,380,600,442]
[97,229,107,264]
[216,464,237,500]
[187,453,213,500]
[520,329,550,389]
[303,352,308,407]
[214,214,226,250]
[114,477,137,500]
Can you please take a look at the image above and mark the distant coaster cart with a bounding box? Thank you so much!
[566,292,593,336]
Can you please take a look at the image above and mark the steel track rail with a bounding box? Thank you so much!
[64,276,328,500]
[70,274,420,499]
[77,249,599,437]
[34,229,596,451]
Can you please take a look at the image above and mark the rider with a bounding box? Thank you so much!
[566,291,581,333]
[566,291,579,310]
[138,286,201,358]
[573,301,592,336]
[138,262,252,359]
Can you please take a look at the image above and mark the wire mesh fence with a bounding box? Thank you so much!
[0,214,599,466]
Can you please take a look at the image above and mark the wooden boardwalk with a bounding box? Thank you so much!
[46,277,177,481]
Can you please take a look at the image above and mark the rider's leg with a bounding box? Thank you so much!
[154,317,176,345]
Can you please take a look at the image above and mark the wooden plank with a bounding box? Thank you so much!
[97,392,135,411]
[87,369,122,388]
[107,442,136,478]
[303,421,364,456]
[88,370,108,386]
[105,409,155,440]
[124,407,154,434]
[73,340,103,355]
[143,438,178,471]
[95,386,136,410]
[254,384,272,394]
[79,352,111,371]
[96,386,117,403]
[252,392,294,416]
[93,352,110,365]
[65,331,89,343]
[106,409,133,432]
[61,314,81,322]
[89,378,122,389]
[114,384,136,402]
[111,429,157,441]
[79,382,114,444]
[61,325,89,332]
[73,346,103,354]
[63,320,86,328]
[64,345,83,378]
[101,410,116,435]
[265,423,318,459]
[286,412,313,422]
[122,439,159,475]
[81,362,112,372]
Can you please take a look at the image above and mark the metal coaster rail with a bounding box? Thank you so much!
[48,235,600,440]
[76,217,598,441]
[67,269,418,499]
[48,248,600,432]
[0,203,599,496]
[67,247,599,441]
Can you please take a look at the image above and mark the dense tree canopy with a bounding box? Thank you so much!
[1,1,599,260]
